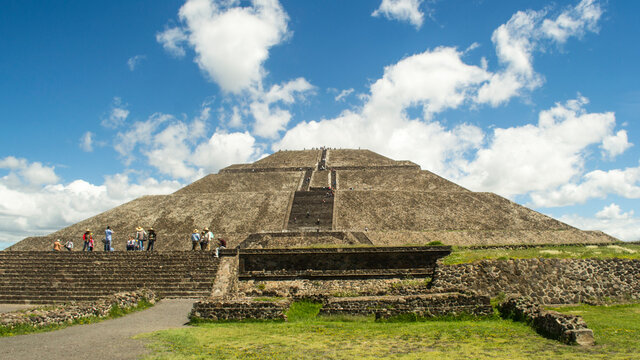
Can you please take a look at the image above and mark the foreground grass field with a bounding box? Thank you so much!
[443,244,640,265]
[140,302,640,359]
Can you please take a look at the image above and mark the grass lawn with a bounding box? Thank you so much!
[139,303,640,359]
[443,244,640,265]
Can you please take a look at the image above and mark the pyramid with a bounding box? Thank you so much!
[8,149,617,251]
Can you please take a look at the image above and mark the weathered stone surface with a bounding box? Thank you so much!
[320,292,492,319]
[498,297,594,346]
[433,258,640,304]
[191,298,289,321]
[0,289,156,330]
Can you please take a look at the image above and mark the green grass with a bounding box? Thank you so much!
[0,298,154,337]
[548,303,640,354]
[443,244,640,265]
[141,303,640,359]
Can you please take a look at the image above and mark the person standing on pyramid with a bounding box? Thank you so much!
[202,227,213,250]
[191,229,200,250]
[82,229,92,251]
[135,226,147,251]
[104,226,114,252]
[147,227,157,251]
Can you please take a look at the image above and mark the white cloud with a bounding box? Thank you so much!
[250,77,313,138]
[192,131,262,172]
[115,113,172,165]
[161,0,290,94]
[156,27,188,57]
[144,121,200,179]
[364,47,490,121]
[601,130,632,159]
[372,0,425,29]
[477,0,602,106]
[530,165,640,207]
[80,131,94,152]
[0,156,59,187]
[102,97,130,128]
[0,171,181,249]
[542,0,602,43]
[127,55,146,71]
[229,106,243,127]
[596,203,634,220]
[561,204,640,242]
[335,88,354,102]
[459,97,619,197]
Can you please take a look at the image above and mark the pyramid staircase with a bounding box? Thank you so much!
[0,251,220,304]
[287,149,334,231]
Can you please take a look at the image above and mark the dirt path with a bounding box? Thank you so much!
[0,299,194,360]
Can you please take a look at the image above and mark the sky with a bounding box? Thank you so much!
[1,0,639,249]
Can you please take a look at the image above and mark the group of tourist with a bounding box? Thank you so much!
[51,226,157,252]
[125,226,157,251]
[190,228,226,257]
[52,225,226,255]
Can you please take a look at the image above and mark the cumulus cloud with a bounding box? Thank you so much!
[102,97,130,128]
[477,0,602,106]
[192,131,262,172]
[158,0,312,140]
[0,171,181,249]
[127,55,146,71]
[250,78,314,138]
[601,130,632,159]
[372,0,425,29]
[0,156,59,187]
[541,0,602,43]
[115,113,173,165]
[115,105,262,180]
[159,0,290,94]
[561,203,640,241]
[596,203,634,220]
[156,27,188,57]
[530,164,640,207]
[80,131,94,152]
[458,97,622,197]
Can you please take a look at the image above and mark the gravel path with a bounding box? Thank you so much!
[0,299,194,360]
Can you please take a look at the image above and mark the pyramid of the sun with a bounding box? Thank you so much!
[9,149,616,251]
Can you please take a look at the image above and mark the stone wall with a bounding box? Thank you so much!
[238,246,450,279]
[498,297,594,346]
[0,289,155,330]
[320,292,492,319]
[433,258,640,304]
[191,298,290,321]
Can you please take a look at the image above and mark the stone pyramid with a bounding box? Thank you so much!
[8,149,616,251]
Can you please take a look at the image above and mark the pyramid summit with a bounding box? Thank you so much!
[9,148,617,251]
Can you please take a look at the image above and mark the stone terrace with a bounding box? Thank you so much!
[0,252,219,304]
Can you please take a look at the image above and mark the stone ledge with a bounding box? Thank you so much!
[191,298,290,321]
[319,292,492,318]
[0,289,156,329]
[498,297,594,346]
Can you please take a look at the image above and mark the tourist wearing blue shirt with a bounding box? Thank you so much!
[104,226,114,251]
[191,229,200,250]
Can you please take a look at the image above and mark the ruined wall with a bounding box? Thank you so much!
[433,258,640,304]
[320,293,492,318]
[237,247,449,279]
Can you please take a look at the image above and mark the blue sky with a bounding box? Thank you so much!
[1,0,639,249]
